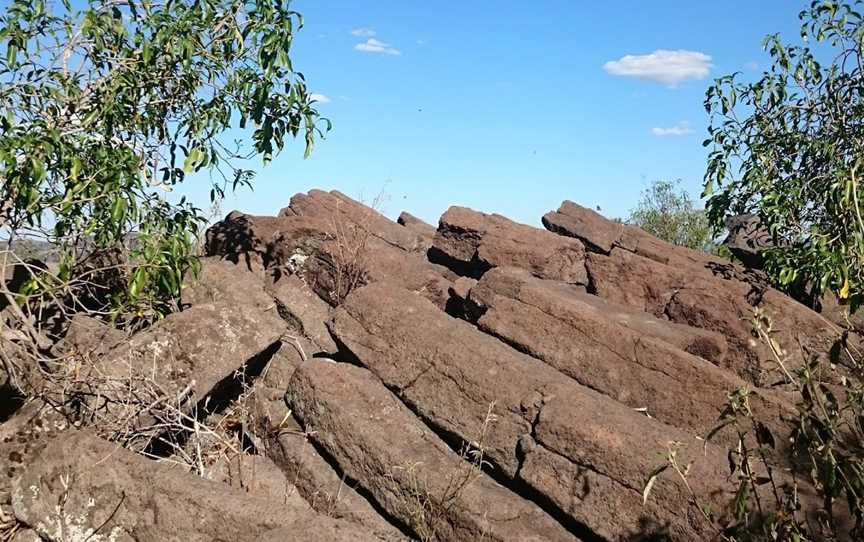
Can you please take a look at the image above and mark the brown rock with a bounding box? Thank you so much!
[466,267,789,447]
[542,201,623,253]
[447,276,478,318]
[587,249,846,385]
[544,200,729,276]
[206,211,453,309]
[12,430,381,542]
[287,359,576,542]
[84,301,285,450]
[208,453,310,508]
[243,343,405,540]
[431,206,588,284]
[284,190,428,253]
[182,255,270,308]
[397,211,437,250]
[0,400,71,511]
[49,314,126,360]
[470,266,727,364]
[205,210,330,270]
[330,282,738,540]
[9,528,41,542]
[265,273,337,354]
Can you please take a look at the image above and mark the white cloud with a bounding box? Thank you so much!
[351,28,376,37]
[354,38,401,56]
[651,121,693,136]
[604,49,712,86]
[309,93,331,104]
[745,61,759,71]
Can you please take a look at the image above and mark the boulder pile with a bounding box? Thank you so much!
[1,189,854,541]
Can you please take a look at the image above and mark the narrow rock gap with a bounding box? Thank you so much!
[0,384,26,423]
[584,260,600,296]
[288,414,421,541]
[426,245,490,279]
[143,340,282,458]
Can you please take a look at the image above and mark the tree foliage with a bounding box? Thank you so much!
[0,0,326,319]
[628,179,712,251]
[704,0,864,310]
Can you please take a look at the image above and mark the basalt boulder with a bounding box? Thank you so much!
[431,206,588,284]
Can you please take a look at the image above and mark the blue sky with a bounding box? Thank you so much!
[198,0,805,226]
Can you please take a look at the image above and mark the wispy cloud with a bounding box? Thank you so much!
[309,93,331,104]
[745,61,759,71]
[651,121,693,136]
[355,38,401,56]
[604,49,712,87]
[351,27,377,37]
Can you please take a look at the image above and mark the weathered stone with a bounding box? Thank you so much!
[12,430,380,542]
[287,359,576,542]
[0,401,71,512]
[182,256,270,308]
[265,273,337,354]
[544,200,727,276]
[205,211,330,271]
[470,266,727,364]
[49,314,126,360]
[466,267,789,448]
[84,301,285,450]
[9,527,42,542]
[397,211,436,249]
[284,190,428,254]
[242,343,405,540]
[330,282,739,540]
[542,201,622,253]
[587,249,847,386]
[206,211,452,309]
[431,206,588,284]
[207,453,310,508]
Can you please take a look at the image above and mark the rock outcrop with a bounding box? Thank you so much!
[543,200,849,386]
[330,282,737,540]
[431,206,588,284]
[3,189,855,541]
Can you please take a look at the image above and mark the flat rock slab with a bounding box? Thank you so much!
[243,344,406,540]
[587,249,846,386]
[182,256,274,314]
[431,206,588,284]
[330,282,738,541]
[470,266,727,364]
[12,430,380,542]
[207,453,310,508]
[49,313,126,360]
[287,359,576,542]
[543,200,728,275]
[467,267,790,451]
[87,301,285,450]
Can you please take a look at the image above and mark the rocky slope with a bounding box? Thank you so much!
[1,189,854,541]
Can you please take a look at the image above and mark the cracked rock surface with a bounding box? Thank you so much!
[4,190,855,541]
